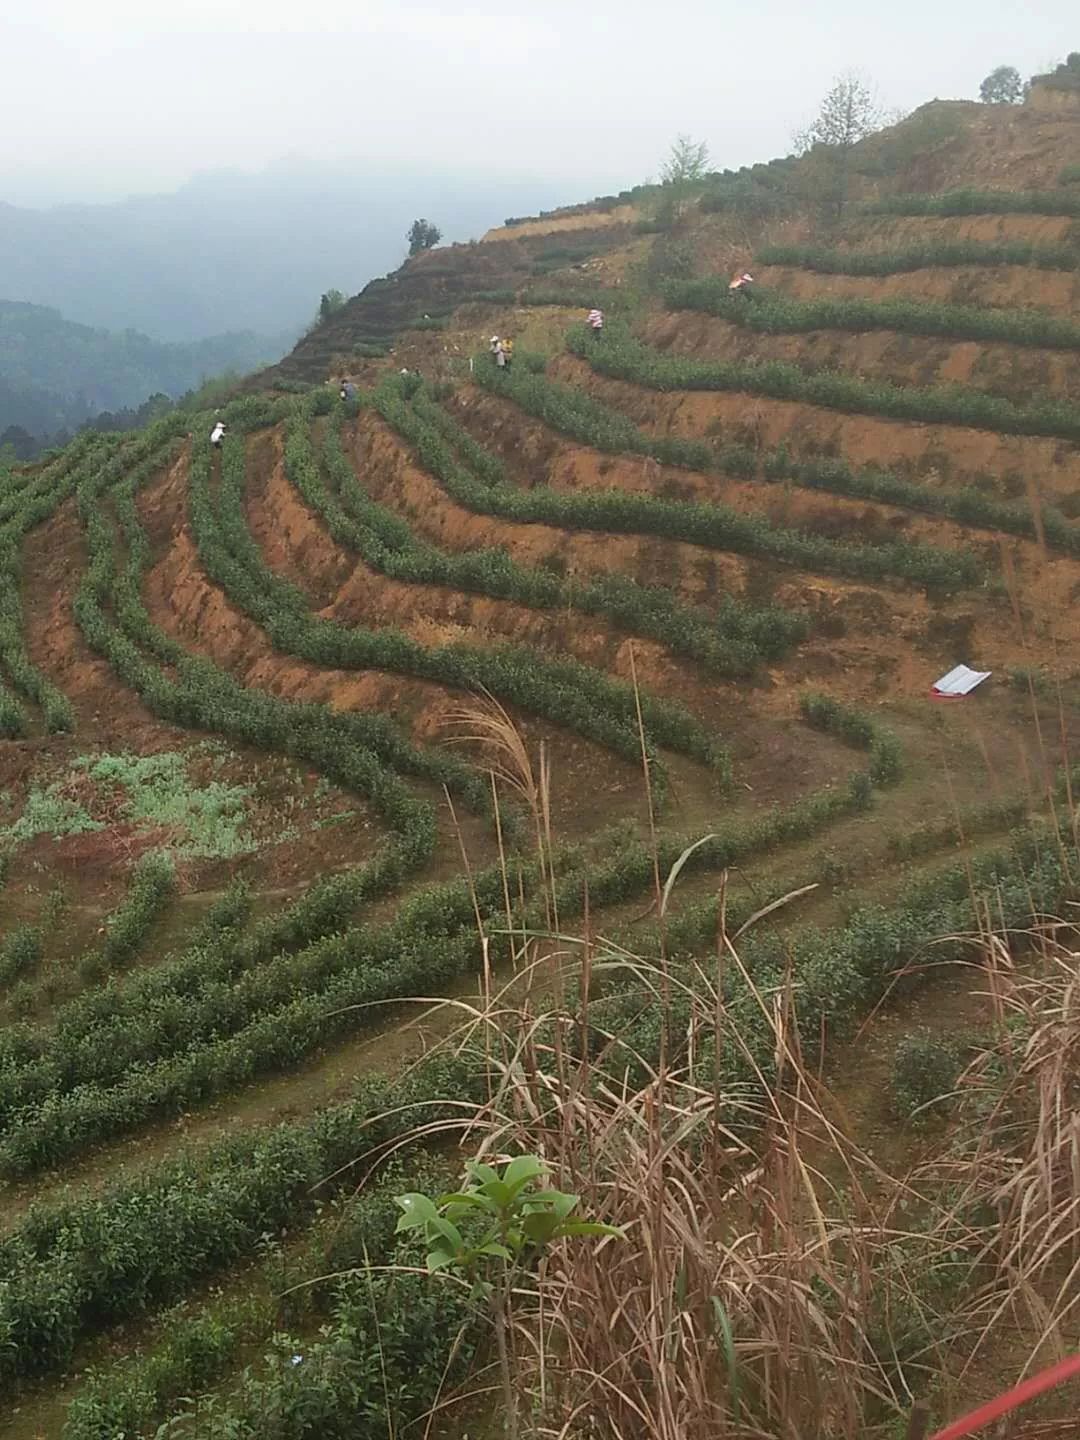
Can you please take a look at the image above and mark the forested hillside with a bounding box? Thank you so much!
[0,301,290,444]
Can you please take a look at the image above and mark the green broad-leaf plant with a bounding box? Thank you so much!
[396,1154,622,1437]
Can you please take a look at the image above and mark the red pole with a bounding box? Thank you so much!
[928,1352,1080,1440]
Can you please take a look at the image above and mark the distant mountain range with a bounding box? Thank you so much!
[0,163,586,342]
[0,301,291,444]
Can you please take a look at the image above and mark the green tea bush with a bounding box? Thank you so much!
[0,438,104,732]
[799,692,902,785]
[1060,165,1080,187]
[61,1156,455,1440]
[0,752,896,1170]
[886,794,1028,860]
[70,431,441,905]
[194,433,489,808]
[0,1054,481,1386]
[3,822,1070,1386]
[0,925,42,987]
[663,279,1080,351]
[864,189,1080,218]
[0,679,26,738]
[156,1273,474,1440]
[569,321,1080,443]
[890,1029,963,1123]
[757,240,1080,275]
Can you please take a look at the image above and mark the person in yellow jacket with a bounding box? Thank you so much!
[502,336,515,370]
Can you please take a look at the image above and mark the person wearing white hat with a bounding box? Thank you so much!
[728,272,755,298]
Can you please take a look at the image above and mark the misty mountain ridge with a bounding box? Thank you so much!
[0,301,292,449]
[0,163,593,342]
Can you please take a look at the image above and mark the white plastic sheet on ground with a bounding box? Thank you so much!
[931,664,992,698]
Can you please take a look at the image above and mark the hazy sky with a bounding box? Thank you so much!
[3,0,1075,207]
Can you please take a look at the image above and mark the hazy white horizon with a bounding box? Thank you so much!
[3,0,1075,208]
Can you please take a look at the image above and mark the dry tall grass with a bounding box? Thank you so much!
[416,695,1080,1440]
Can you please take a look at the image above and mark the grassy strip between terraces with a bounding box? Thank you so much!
[0,699,896,1174]
[863,188,1080,218]
[663,278,1080,350]
[318,399,805,678]
[469,362,986,589]
[758,239,1080,275]
[1,819,1073,1398]
[261,397,730,782]
[569,321,1080,442]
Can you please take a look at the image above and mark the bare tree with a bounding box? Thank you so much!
[795,73,887,155]
[794,73,887,213]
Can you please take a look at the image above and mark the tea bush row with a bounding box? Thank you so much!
[4,826,1074,1385]
[663,278,1080,351]
[62,1156,461,1440]
[0,724,887,1165]
[0,678,26,739]
[267,402,730,778]
[150,1271,473,1440]
[595,828,1079,1096]
[77,851,176,981]
[71,433,441,908]
[568,322,1080,443]
[194,436,488,809]
[319,398,804,677]
[799,691,902,785]
[0,1054,481,1387]
[469,364,981,592]
[757,240,1080,275]
[0,924,42,987]
[472,357,1077,560]
[864,188,1080,218]
[0,439,106,732]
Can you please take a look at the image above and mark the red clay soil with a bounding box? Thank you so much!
[247,423,879,810]
[244,426,729,712]
[441,388,1080,691]
[549,353,1080,507]
[21,494,181,746]
[137,447,706,833]
[645,310,1080,405]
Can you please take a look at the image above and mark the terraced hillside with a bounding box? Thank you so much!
[2,84,1080,1439]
